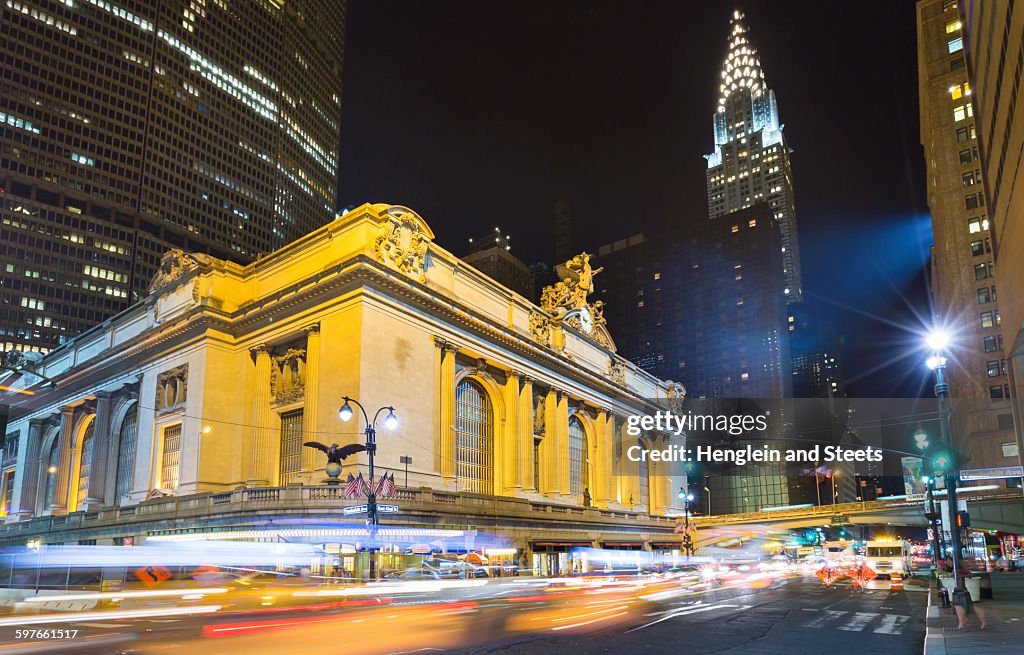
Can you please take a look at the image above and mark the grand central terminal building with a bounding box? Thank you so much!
[0,204,687,576]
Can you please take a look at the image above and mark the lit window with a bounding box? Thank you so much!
[653,272,661,280]
[731,225,739,233]
[455,380,494,494]
[984,336,997,352]
[748,219,757,228]
[978,287,991,304]
[740,372,749,380]
[945,19,962,33]
[981,311,994,328]
[947,37,963,53]
[987,360,1001,377]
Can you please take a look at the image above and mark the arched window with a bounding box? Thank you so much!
[76,421,95,506]
[568,416,589,502]
[115,409,138,501]
[455,379,493,494]
[42,435,60,510]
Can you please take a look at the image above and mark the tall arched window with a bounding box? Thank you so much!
[568,416,589,502]
[42,435,60,510]
[115,409,138,501]
[455,379,493,494]
[76,421,95,506]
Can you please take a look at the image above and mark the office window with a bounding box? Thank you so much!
[981,311,994,328]
[984,336,997,352]
[997,414,1014,430]
[947,38,963,53]
[959,148,972,164]
[967,217,989,233]
[160,424,182,491]
[962,171,976,186]
[966,194,979,209]
[990,385,1004,400]
[974,263,988,280]
[971,240,985,256]
[945,19,962,33]
[987,360,1000,377]
[278,409,304,485]
[953,104,973,121]
[978,287,991,304]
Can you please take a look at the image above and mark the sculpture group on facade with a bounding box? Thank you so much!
[531,252,616,357]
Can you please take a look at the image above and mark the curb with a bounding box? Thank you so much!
[923,588,945,655]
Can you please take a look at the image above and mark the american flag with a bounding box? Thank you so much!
[345,473,363,499]
[381,472,396,498]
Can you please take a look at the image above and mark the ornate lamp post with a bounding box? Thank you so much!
[678,487,695,557]
[925,329,966,596]
[337,396,397,579]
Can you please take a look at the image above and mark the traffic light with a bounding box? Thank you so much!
[955,511,970,528]
[913,428,930,451]
[932,452,954,475]
[839,528,846,537]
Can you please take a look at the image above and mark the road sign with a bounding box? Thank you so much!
[134,565,172,589]
[343,505,368,515]
[960,465,1024,481]
[831,515,849,524]
[378,504,399,513]
[906,493,928,502]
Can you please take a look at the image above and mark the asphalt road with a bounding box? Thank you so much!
[0,575,927,655]
[446,577,928,655]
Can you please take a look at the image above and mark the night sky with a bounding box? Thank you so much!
[337,1,935,398]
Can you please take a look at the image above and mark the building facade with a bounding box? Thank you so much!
[704,10,802,304]
[0,204,687,574]
[959,0,1024,466]
[462,228,534,300]
[918,0,1019,475]
[1,0,345,354]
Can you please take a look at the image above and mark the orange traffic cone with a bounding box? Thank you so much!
[890,571,903,590]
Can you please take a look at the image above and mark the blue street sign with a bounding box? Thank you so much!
[378,504,399,513]
[343,505,368,515]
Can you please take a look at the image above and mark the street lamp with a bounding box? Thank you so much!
[338,395,398,579]
[924,328,966,596]
[678,487,696,557]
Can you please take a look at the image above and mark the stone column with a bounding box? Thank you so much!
[555,390,570,497]
[437,339,458,482]
[16,420,44,519]
[541,387,558,497]
[518,376,534,491]
[502,371,521,495]
[85,392,113,508]
[247,344,272,485]
[593,409,614,508]
[301,325,321,473]
[50,406,75,514]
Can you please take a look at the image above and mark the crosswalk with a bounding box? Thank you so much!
[800,608,911,635]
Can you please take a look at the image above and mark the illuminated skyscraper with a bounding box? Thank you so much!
[0,0,345,353]
[704,10,802,304]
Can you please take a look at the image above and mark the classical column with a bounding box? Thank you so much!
[541,387,558,497]
[518,376,535,491]
[500,371,520,494]
[85,393,113,508]
[16,420,44,519]
[437,339,458,482]
[556,390,570,497]
[301,325,321,473]
[593,408,614,508]
[50,407,75,514]
[247,345,273,485]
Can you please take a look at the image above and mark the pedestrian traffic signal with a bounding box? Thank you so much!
[955,510,970,528]
[913,428,929,451]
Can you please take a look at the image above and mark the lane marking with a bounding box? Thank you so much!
[626,603,738,633]
[873,614,910,635]
[838,612,877,632]
[802,609,847,629]
[552,610,629,632]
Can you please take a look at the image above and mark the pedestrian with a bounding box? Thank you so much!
[952,586,988,630]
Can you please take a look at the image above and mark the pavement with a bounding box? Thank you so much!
[924,573,1024,655]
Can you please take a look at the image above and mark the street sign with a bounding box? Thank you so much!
[960,465,1024,481]
[831,515,849,524]
[343,505,368,515]
[378,504,399,513]
[134,565,172,589]
[906,493,928,502]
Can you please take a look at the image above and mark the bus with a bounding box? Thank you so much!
[864,539,910,577]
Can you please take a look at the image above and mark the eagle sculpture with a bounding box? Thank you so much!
[302,441,367,465]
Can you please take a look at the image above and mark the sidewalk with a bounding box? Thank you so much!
[924,573,1024,655]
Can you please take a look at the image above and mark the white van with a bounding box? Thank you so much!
[865,539,910,577]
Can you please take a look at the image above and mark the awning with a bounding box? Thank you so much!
[601,541,645,548]
[532,541,592,547]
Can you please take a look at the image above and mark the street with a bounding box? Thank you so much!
[0,574,926,655]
